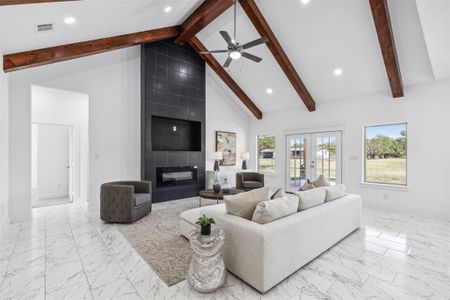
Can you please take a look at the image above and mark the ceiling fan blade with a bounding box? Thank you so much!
[242,52,262,63]
[242,36,269,50]
[223,57,233,68]
[220,31,233,46]
[199,50,229,54]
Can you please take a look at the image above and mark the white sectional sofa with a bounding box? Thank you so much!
[180,193,361,293]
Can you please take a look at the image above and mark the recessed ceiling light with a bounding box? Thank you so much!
[266,88,273,94]
[164,6,172,13]
[301,0,310,4]
[64,17,76,25]
[333,68,343,76]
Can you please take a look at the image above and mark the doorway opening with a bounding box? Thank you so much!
[286,131,342,192]
[31,85,89,208]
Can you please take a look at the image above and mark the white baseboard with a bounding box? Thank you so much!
[36,193,69,201]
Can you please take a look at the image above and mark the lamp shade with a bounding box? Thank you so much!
[240,152,250,160]
[212,151,223,160]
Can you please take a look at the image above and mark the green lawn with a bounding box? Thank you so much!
[258,158,275,174]
[365,158,406,185]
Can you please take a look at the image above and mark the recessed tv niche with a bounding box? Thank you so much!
[151,116,201,151]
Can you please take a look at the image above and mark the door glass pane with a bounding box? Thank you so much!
[315,135,337,185]
[289,137,307,189]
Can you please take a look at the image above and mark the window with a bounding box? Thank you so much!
[364,123,407,185]
[257,135,276,174]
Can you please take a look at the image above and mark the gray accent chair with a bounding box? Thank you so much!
[236,172,265,191]
[100,181,152,223]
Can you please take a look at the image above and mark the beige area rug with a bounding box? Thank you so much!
[117,201,196,286]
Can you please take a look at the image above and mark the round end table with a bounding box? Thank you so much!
[198,188,244,206]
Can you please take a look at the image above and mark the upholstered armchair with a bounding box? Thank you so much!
[236,172,265,191]
[100,181,152,223]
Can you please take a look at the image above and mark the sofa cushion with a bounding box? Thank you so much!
[135,193,151,206]
[299,180,315,191]
[295,187,327,211]
[311,175,330,188]
[243,181,263,189]
[224,187,271,219]
[325,184,346,202]
[251,196,298,224]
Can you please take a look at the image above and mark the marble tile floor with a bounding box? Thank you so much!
[1,198,450,300]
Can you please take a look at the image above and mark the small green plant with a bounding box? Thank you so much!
[195,214,216,226]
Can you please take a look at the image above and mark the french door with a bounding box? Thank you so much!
[285,131,342,192]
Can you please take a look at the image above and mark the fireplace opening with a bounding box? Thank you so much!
[156,166,198,187]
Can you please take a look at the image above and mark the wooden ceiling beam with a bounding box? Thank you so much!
[239,0,316,112]
[0,0,77,5]
[175,0,234,45]
[369,0,403,98]
[3,26,181,72]
[189,36,262,119]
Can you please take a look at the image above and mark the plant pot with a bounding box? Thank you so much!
[201,224,211,235]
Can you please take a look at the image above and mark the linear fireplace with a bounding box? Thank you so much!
[156,166,198,187]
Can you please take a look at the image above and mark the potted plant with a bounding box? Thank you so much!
[195,214,216,235]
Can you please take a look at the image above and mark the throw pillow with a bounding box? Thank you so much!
[299,180,315,191]
[295,187,327,211]
[270,187,284,199]
[311,175,330,187]
[325,184,346,202]
[224,187,271,220]
[252,196,298,224]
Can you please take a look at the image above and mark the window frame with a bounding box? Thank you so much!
[257,134,276,175]
[363,122,408,186]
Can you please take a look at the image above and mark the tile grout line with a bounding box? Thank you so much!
[64,207,96,300]
[80,207,144,299]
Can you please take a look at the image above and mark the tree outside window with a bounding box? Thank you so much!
[257,135,275,174]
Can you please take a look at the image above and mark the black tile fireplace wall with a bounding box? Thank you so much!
[141,39,206,203]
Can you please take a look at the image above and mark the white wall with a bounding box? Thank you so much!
[249,78,450,218]
[0,11,9,226]
[32,86,89,203]
[205,67,250,171]
[9,47,141,220]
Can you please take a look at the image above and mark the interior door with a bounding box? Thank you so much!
[286,131,342,192]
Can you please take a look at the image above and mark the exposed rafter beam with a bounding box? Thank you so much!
[189,36,262,119]
[369,0,403,98]
[3,26,181,72]
[0,0,77,5]
[239,0,316,112]
[175,0,234,45]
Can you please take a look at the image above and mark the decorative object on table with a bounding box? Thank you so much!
[187,229,227,293]
[216,131,236,166]
[236,172,265,191]
[198,188,244,206]
[241,152,249,170]
[213,171,221,193]
[100,181,152,223]
[212,151,223,172]
[221,177,231,193]
[195,214,216,235]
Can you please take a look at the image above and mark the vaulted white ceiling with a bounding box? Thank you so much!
[0,0,448,114]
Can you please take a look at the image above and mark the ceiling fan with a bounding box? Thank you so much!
[200,0,269,68]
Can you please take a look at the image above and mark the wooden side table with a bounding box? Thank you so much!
[187,229,227,293]
[198,188,244,206]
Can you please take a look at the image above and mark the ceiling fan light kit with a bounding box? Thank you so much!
[200,0,269,68]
